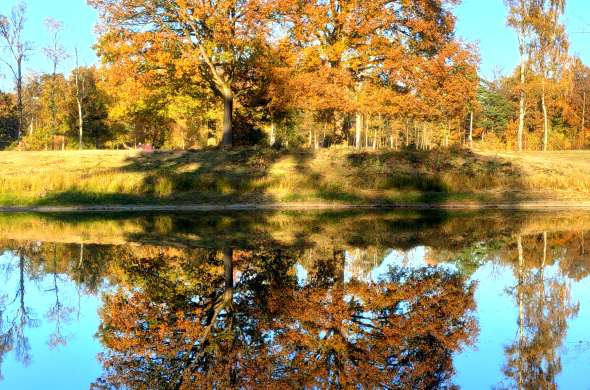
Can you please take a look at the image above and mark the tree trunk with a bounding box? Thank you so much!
[542,79,549,151]
[444,119,449,148]
[542,231,547,268]
[77,98,83,149]
[78,243,84,268]
[469,111,474,149]
[518,42,526,152]
[365,118,369,148]
[74,50,84,150]
[582,92,586,148]
[355,112,362,149]
[223,248,234,294]
[390,129,394,149]
[314,129,318,149]
[373,127,377,150]
[221,89,233,147]
[16,59,23,140]
[269,120,276,147]
[405,121,409,147]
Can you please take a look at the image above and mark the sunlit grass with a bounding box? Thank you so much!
[0,147,589,206]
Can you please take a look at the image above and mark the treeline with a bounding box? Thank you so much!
[0,0,588,151]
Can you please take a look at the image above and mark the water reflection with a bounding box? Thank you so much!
[91,248,476,389]
[502,235,580,390]
[0,211,588,388]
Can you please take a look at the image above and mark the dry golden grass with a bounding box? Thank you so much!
[482,150,590,197]
[0,147,589,206]
[0,150,146,204]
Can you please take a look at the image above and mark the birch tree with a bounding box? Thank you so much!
[530,0,567,151]
[43,18,68,150]
[0,2,31,141]
[506,0,536,151]
[73,49,88,149]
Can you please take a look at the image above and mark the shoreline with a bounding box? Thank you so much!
[2,201,590,213]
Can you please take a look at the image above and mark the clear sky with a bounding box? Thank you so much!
[455,0,590,80]
[0,0,589,90]
[0,0,99,90]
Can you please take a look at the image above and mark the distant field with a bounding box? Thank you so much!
[0,148,589,207]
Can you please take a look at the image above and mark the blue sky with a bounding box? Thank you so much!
[0,0,589,90]
[455,0,590,80]
[0,0,99,90]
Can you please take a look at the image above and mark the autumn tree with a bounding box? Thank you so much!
[67,66,110,148]
[265,258,476,387]
[506,0,536,151]
[529,0,568,151]
[94,247,477,388]
[503,233,579,388]
[0,92,18,147]
[21,74,70,150]
[279,0,466,149]
[43,17,68,150]
[16,68,110,151]
[89,0,274,148]
[565,58,590,147]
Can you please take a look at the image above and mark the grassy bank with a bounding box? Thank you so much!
[0,148,589,206]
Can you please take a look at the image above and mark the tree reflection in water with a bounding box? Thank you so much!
[0,212,588,388]
[92,248,478,389]
[502,233,580,390]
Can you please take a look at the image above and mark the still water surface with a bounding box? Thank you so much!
[0,211,589,389]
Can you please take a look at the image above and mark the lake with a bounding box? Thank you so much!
[0,210,589,389]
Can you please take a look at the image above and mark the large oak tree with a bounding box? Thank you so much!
[89,0,274,147]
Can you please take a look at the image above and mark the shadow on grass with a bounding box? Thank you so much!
[33,146,527,208]
[37,147,313,205]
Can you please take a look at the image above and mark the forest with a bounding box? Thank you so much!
[0,0,588,152]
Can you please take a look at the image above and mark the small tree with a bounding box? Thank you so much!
[0,2,31,141]
[506,0,536,151]
[73,49,88,149]
[530,0,568,151]
[43,17,68,150]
